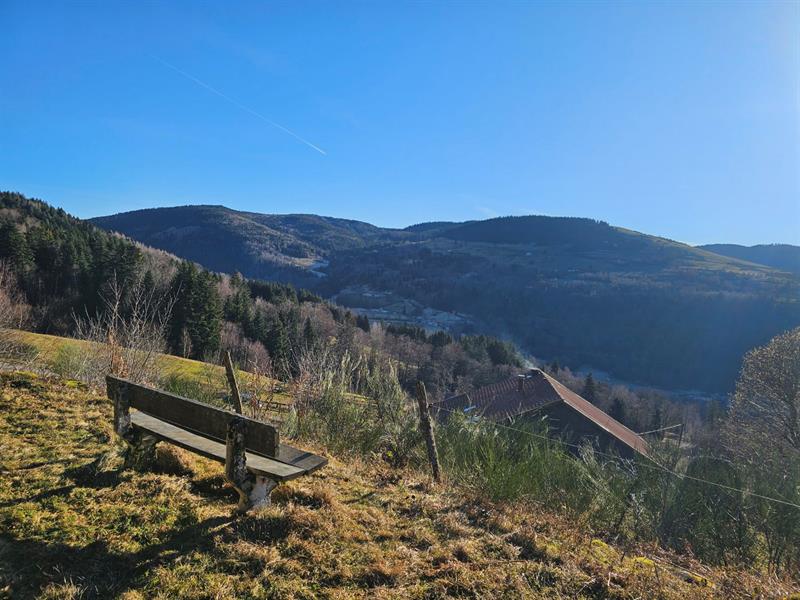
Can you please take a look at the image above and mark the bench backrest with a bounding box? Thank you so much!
[107,375,279,457]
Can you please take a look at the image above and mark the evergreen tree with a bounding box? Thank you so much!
[302,317,318,350]
[224,273,252,323]
[355,314,370,332]
[246,308,269,342]
[649,406,664,439]
[609,397,626,424]
[190,270,222,359]
[141,270,156,294]
[0,220,32,274]
[167,261,199,355]
[265,313,291,377]
[167,262,222,359]
[429,330,453,348]
[582,373,597,404]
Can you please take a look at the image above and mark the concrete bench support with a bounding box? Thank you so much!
[225,416,278,512]
[112,378,158,470]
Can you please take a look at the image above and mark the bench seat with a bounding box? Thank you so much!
[130,410,326,482]
[108,375,328,511]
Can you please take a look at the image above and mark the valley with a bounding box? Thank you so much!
[93,207,800,394]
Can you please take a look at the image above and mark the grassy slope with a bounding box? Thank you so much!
[1,372,795,599]
[5,330,293,406]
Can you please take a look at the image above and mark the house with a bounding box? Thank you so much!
[433,368,648,458]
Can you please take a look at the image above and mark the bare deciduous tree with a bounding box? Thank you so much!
[0,260,32,367]
[724,327,800,575]
[239,354,283,422]
[725,327,800,463]
[74,273,175,386]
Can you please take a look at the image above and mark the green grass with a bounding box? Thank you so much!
[3,329,294,408]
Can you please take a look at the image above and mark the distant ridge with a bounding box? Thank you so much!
[699,243,800,275]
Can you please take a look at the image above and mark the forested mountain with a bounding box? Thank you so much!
[95,206,800,393]
[699,243,800,275]
[0,192,525,400]
[0,192,165,331]
[91,205,407,284]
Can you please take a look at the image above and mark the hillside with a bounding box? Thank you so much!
[94,207,800,393]
[0,192,536,405]
[3,329,293,410]
[91,206,406,285]
[1,370,793,599]
[699,243,800,275]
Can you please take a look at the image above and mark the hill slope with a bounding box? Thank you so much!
[94,207,800,393]
[92,205,405,284]
[699,243,800,275]
[1,370,791,598]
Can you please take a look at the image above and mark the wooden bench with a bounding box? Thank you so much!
[106,375,327,512]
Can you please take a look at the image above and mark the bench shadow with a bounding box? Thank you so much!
[64,456,124,489]
[0,455,124,508]
[0,484,76,509]
[1,514,236,599]
[1,447,301,597]
[190,473,240,503]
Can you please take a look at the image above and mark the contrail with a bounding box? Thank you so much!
[150,54,327,156]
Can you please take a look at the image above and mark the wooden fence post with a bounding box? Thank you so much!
[224,351,244,415]
[416,381,441,483]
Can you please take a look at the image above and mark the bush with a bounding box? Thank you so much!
[287,349,421,463]
[437,413,590,506]
[51,344,87,380]
[159,370,228,407]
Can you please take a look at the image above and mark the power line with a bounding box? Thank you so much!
[637,423,684,436]
[433,405,800,511]
[313,394,800,510]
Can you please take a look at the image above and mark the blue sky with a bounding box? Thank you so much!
[1,1,798,245]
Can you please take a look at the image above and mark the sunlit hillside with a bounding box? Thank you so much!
[2,370,794,599]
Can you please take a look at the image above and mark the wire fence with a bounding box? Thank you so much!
[431,405,800,511]
[280,384,800,511]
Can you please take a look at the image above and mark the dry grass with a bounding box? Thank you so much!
[0,371,796,599]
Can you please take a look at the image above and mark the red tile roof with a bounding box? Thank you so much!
[434,369,648,457]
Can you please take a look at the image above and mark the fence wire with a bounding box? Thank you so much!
[432,405,800,511]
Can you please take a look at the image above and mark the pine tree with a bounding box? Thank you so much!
[649,406,664,439]
[265,313,291,378]
[429,330,453,347]
[302,317,318,349]
[582,373,597,404]
[141,270,156,294]
[0,220,32,274]
[355,314,370,332]
[224,273,252,323]
[190,270,222,359]
[168,262,222,359]
[246,308,269,342]
[609,397,626,424]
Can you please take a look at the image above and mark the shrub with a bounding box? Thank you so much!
[51,344,87,380]
[287,349,421,463]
